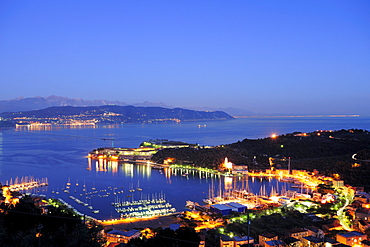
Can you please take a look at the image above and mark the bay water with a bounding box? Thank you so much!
[0,117,369,220]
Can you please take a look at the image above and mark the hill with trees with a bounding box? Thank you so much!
[0,196,105,246]
[152,129,370,190]
[0,105,233,125]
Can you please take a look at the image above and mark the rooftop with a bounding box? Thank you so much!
[287,228,308,234]
[283,237,300,244]
[260,233,277,239]
[362,240,370,246]
[107,229,140,237]
[234,236,253,242]
[227,202,247,209]
[220,234,234,241]
[302,236,324,244]
[211,204,232,211]
[337,231,366,238]
[265,240,285,246]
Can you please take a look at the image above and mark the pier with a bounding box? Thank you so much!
[5,176,48,192]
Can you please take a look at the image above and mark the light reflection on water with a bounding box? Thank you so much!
[68,160,293,220]
[1,117,370,220]
[0,133,3,176]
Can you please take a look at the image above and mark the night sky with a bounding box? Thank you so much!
[1,1,369,115]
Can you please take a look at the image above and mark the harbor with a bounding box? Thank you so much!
[0,160,324,223]
[5,176,48,192]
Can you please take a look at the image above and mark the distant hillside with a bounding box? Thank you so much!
[0,105,233,124]
[186,106,256,116]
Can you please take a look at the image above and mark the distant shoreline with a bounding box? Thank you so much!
[233,115,361,118]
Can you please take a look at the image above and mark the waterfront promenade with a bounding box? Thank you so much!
[101,214,180,230]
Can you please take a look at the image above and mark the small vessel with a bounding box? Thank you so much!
[92,210,99,213]
[129,183,135,192]
[136,180,142,191]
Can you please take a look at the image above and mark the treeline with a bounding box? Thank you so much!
[228,129,370,159]
[152,129,370,191]
[356,149,370,160]
[151,147,252,169]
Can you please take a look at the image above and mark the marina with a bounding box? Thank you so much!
[0,160,321,222]
[1,117,369,221]
[5,176,48,192]
[112,192,176,219]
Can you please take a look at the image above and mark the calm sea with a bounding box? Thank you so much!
[0,117,369,219]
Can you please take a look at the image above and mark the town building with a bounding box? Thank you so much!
[140,139,198,149]
[232,165,249,175]
[106,229,141,244]
[234,236,254,247]
[336,231,367,246]
[357,219,370,233]
[211,204,233,216]
[259,233,278,247]
[305,226,325,238]
[282,237,301,247]
[301,236,324,247]
[210,203,247,215]
[362,240,370,247]
[265,240,285,247]
[199,234,206,247]
[227,202,247,213]
[355,208,370,221]
[332,180,344,188]
[220,234,234,247]
[286,228,309,240]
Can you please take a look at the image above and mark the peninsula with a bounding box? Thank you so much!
[0,105,233,126]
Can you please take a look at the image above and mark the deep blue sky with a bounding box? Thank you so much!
[1,1,369,115]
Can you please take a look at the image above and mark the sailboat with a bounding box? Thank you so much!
[136,180,142,191]
[129,183,135,193]
[82,181,86,192]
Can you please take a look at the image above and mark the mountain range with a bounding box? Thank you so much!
[0,96,127,113]
[0,96,255,116]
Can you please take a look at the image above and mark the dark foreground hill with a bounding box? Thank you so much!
[0,105,233,124]
[152,129,370,191]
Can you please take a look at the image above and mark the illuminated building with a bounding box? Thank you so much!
[89,147,157,161]
[286,228,309,240]
[234,236,254,247]
[140,139,198,149]
[220,235,234,247]
[336,231,366,246]
[105,229,141,244]
[259,233,278,247]
[362,240,370,247]
[265,239,285,247]
[301,236,324,247]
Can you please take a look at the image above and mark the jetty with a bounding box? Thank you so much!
[5,176,48,192]
[112,193,176,219]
